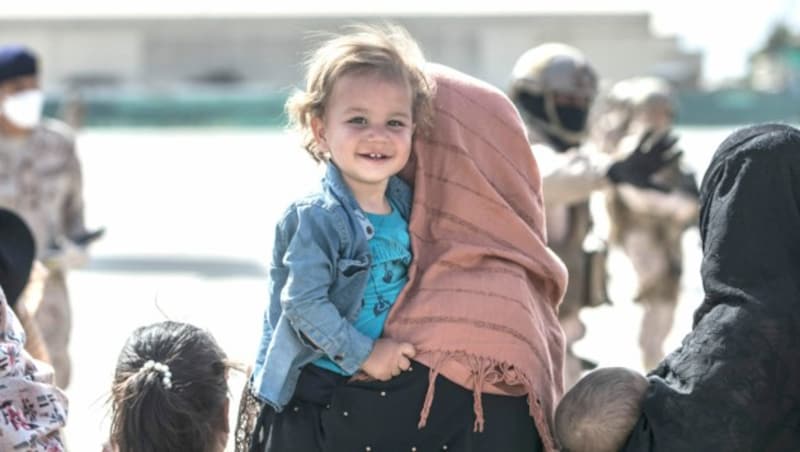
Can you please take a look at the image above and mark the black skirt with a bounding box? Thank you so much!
[253,361,543,452]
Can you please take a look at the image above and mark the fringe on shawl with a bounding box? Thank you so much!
[415,350,557,452]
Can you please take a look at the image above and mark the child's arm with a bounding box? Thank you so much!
[279,208,375,375]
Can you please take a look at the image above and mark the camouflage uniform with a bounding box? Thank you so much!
[510,43,610,388]
[0,118,87,388]
[528,125,612,388]
[529,127,612,313]
[593,77,699,370]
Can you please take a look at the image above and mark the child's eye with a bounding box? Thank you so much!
[388,119,407,128]
[347,117,367,125]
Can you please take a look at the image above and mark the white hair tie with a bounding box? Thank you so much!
[142,359,173,389]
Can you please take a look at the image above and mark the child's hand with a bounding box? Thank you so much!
[361,338,416,381]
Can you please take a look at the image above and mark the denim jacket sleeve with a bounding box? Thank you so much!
[278,205,374,374]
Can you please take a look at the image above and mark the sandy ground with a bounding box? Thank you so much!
[60,126,736,451]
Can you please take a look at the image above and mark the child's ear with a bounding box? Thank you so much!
[310,116,327,151]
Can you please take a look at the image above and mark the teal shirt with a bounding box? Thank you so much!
[313,205,411,375]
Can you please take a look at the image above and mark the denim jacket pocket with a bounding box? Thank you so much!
[333,255,371,322]
[337,256,370,278]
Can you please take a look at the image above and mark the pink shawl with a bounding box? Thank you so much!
[385,64,567,451]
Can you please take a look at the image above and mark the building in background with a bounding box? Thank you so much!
[749,23,800,93]
[0,12,701,94]
[670,22,800,126]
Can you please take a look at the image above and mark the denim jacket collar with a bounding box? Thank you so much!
[323,162,410,241]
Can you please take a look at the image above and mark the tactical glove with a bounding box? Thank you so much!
[607,130,683,192]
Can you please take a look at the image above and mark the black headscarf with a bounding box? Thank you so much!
[0,208,36,308]
[622,123,800,452]
[695,123,800,320]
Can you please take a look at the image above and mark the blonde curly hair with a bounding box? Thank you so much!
[286,23,434,162]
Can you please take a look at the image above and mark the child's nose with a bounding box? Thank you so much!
[366,125,390,141]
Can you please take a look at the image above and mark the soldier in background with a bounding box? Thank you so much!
[0,44,101,388]
[0,207,50,363]
[592,76,699,370]
[509,44,682,387]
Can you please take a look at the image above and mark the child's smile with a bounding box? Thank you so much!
[312,71,414,210]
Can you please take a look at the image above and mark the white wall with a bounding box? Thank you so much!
[0,14,701,91]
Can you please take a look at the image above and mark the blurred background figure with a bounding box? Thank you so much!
[592,76,700,370]
[509,43,680,388]
[0,207,50,363]
[509,42,606,389]
[0,44,102,389]
[0,208,68,452]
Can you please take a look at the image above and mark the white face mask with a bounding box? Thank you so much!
[1,89,44,129]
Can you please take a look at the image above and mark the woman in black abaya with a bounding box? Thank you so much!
[622,123,800,451]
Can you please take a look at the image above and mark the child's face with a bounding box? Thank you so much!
[312,71,414,196]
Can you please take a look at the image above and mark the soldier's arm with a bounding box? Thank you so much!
[536,144,610,206]
[61,140,88,240]
[42,139,91,272]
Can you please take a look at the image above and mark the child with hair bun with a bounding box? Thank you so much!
[109,321,234,452]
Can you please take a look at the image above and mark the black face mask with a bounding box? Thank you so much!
[515,92,547,123]
[555,105,588,133]
[516,92,577,152]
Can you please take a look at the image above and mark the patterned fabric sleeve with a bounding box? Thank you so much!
[0,287,68,452]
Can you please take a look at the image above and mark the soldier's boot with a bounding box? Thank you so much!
[639,299,677,371]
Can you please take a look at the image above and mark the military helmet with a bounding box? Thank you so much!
[510,43,598,102]
[608,76,675,116]
[605,76,676,137]
[510,43,598,149]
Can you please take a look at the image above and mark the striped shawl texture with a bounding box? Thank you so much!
[385,64,568,452]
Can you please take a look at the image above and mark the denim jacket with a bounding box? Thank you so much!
[251,162,412,410]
